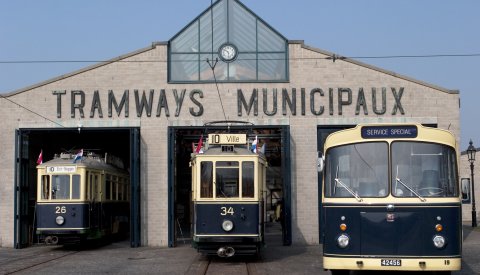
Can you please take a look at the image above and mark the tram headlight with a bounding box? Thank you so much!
[55,216,65,226]
[222,220,234,232]
[337,234,350,248]
[433,235,446,249]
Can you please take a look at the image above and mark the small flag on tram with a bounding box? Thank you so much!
[260,143,266,154]
[36,150,43,165]
[73,149,83,163]
[251,136,258,153]
[195,135,203,154]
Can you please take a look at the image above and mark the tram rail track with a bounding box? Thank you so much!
[185,254,259,275]
[2,249,80,275]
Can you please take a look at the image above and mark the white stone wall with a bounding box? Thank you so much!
[0,41,461,247]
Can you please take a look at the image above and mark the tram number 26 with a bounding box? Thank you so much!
[55,206,67,214]
[220,207,234,216]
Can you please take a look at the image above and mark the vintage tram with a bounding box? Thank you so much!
[320,124,461,274]
[36,151,130,245]
[190,133,267,257]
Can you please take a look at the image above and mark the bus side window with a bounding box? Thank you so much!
[461,178,471,204]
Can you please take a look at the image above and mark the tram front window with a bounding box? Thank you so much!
[325,142,388,198]
[72,175,80,199]
[216,161,239,198]
[52,175,71,200]
[392,142,458,197]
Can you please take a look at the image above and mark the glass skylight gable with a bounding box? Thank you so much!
[169,0,289,83]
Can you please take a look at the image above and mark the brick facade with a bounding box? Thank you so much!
[0,41,461,247]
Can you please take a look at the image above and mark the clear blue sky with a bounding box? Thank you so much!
[1,0,479,150]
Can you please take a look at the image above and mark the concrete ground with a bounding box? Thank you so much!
[1,224,478,274]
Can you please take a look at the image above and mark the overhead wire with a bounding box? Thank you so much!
[0,93,65,128]
[1,53,480,64]
[1,51,477,128]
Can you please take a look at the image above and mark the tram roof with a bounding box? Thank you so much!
[194,145,266,159]
[37,154,127,174]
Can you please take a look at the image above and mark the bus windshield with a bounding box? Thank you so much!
[325,142,388,198]
[392,142,458,198]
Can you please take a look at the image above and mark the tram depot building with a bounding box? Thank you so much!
[1,0,472,249]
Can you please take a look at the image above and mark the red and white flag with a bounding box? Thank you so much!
[36,150,43,165]
[195,135,203,154]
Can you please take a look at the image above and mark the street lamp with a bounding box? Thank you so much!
[467,140,477,227]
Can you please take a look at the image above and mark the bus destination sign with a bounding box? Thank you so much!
[361,125,418,139]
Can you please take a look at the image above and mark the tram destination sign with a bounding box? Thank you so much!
[361,125,418,139]
[46,166,77,173]
[208,134,247,145]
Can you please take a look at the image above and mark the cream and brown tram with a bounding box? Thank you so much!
[190,133,267,257]
[36,151,129,245]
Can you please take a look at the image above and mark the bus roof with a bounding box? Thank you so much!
[324,123,457,150]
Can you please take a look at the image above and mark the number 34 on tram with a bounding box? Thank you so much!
[319,124,461,274]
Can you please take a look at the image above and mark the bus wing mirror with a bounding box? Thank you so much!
[461,178,471,203]
[317,152,325,172]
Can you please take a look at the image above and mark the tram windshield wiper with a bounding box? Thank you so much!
[395,166,426,202]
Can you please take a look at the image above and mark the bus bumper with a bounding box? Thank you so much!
[323,256,461,271]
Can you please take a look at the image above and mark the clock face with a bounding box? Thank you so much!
[219,44,237,62]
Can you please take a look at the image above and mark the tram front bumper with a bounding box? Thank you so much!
[193,235,262,256]
[323,256,461,271]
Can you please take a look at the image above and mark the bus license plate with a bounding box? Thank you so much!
[381,259,402,266]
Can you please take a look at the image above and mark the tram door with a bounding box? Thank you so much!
[14,130,36,248]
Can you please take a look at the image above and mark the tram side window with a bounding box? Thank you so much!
[392,142,458,197]
[216,161,239,198]
[242,161,255,198]
[200,161,213,198]
[41,175,50,200]
[52,175,70,200]
[106,175,112,200]
[118,178,124,201]
[93,175,99,200]
[324,142,388,198]
[112,175,118,201]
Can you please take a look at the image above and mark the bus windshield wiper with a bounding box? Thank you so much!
[395,177,426,202]
[395,166,425,202]
[335,178,363,202]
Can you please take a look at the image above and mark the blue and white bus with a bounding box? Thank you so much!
[320,124,461,274]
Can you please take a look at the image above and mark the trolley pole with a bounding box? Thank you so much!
[467,140,477,227]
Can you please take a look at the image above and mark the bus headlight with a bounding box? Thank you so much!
[337,234,350,248]
[55,216,65,225]
[433,235,446,249]
[222,220,234,232]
